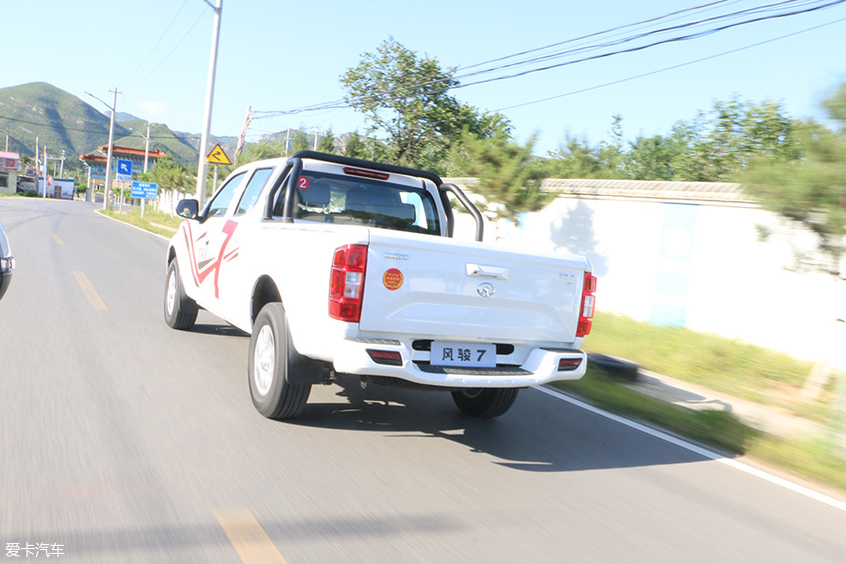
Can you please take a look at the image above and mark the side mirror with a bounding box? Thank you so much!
[175,199,200,220]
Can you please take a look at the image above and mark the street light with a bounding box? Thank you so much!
[86,88,119,208]
[195,0,223,208]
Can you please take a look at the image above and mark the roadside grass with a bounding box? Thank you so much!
[553,367,760,454]
[585,310,832,422]
[101,207,181,238]
[553,367,846,493]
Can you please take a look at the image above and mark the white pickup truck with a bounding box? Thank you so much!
[164,151,595,420]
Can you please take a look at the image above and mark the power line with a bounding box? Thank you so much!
[124,7,207,91]
[252,0,844,120]
[497,15,846,111]
[118,0,190,87]
[452,0,846,91]
[455,0,825,79]
[457,0,737,72]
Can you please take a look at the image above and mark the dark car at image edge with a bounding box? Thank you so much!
[0,219,14,300]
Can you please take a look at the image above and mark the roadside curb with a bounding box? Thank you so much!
[586,352,827,439]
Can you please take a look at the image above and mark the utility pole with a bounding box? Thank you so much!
[4,129,7,151]
[285,129,290,156]
[312,125,320,150]
[35,136,39,193]
[59,150,66,178]
[143,122,151,173]
[195,0,223,208]
[234,105,252,158]
[42,146,48,199]
[87,88,119,209]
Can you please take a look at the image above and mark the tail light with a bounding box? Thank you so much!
[576,272,597,337]
[558,358,583,371]
[329,244,368,322]
[366,349,403,366]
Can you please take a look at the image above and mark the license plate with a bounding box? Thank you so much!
[430,342,496,368]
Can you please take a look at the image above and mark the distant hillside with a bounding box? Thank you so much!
[0,81,350,173]
[257,128,342,153]
[114,119,200,168]
[173,131,238,162]
[0,82,130,163]
[112,111,140,122]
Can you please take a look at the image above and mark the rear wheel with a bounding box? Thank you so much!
[451,388,519,418]
[164,259,198,330]
[248,303,312,419]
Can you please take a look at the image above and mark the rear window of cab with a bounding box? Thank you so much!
[272,170,441,236]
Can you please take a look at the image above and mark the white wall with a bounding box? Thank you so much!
[450,182,845,365]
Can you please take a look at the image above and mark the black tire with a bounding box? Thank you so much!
[248,303,312,420]
[164,259,198,330]
[451,388,519,418]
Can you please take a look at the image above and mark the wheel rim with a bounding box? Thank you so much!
[166,270,177,316]
[253,325,275,397]
[461,389,483,399]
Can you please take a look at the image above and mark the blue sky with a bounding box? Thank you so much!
[6,1,846,155]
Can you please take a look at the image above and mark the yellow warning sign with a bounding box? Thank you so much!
[206,143,232,165]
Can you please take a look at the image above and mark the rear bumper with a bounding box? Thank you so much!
[332,338,586,388]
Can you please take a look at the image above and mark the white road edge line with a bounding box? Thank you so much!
[94,209,172,241]
[536,385,846,514]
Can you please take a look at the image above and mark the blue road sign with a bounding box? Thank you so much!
[131,181,158,200]
[116,159,133,182]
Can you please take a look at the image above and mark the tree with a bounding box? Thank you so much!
[341,38,458,169]
[449,132,554,225]
[598,114,626,178]
[317,128,336,153]
[742,119,846,273]
[292,129,310,152]
[340,38,508,174]
[539,135,604,179]
[140,154,193,193]
[342,131,367,159]
[624,134,681,180]
[668,96,797,181]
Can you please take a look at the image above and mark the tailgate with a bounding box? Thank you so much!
[359,231,589,343]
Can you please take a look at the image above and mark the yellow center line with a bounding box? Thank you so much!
[52,233,64,245]
[214,508,287,564]
[72,271,108,312]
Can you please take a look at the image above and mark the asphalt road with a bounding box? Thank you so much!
[2,197,846,563]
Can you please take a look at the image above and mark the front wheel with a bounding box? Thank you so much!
[452,388,520,418]
[164,259,198,330]
[248,303,312,420]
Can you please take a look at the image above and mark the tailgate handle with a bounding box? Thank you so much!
[466,263,508,280]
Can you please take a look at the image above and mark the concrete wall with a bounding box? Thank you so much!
[448,179,845,364]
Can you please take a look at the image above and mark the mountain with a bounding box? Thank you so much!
[112,111,141,122]
[173,131,238,162]
[113,119,200,168]
[0,82,130,162]
[0,82,339,173]
[0,82,221,170]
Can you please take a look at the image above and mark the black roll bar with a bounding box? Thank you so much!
[280,158,303,223]
[439,183,484,242]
